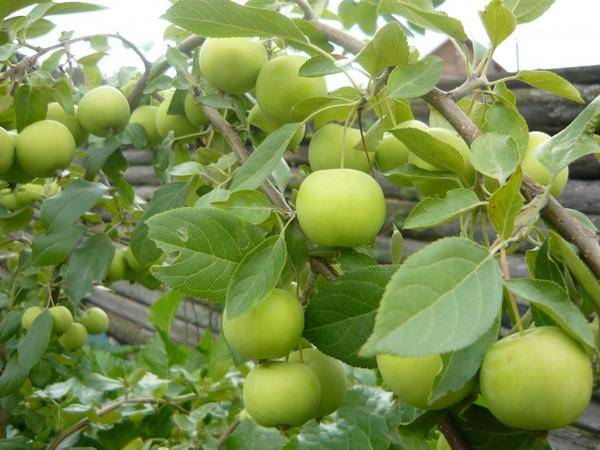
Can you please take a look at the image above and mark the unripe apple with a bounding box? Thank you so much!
[107,248,127,282]
[0,190,19,210]
[522,131,569,197]
[16,183,47,205]
[223,289,304,360]
[436,436,451,450]
[120,77,140,96]
[0,126,15,174]
[256,55,328,123]
[130,105,161,146]
[480,326,592,430]
[247,105,305,150]
[21,306,44,329]
[80,307,109,335]
[49,305,73,334]
[124,247,148,273]
[58,322,88,350]
[155,95,197,139]
[289,348,347,417]
[308,124,375,172]
[243,361,321,427]
[296,169,386,248]
[46,102,88,147]
[16,120,75,177]
[376,353,474,410]
[199,38,268,94]
[183,93,209,128]
[375,132,410,173]
[77,86,131,137]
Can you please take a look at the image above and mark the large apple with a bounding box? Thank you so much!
[0,126,15,174]
[247,104,305,150]
[46,102,88,147]
[80,307,109,335]
[480,326,592,430]
[522,131,569,196]
[58,322,88,350]
[243,361,321,427]
[49,305,73,334]
[16,120,75,177]
[255,55,327,123]
[183,93,209,128]
[155,95,197,139]
[289,348,347,417]
[222,288,304,360]
[376,353,474,410]
[308,124,375,172]
[375,132,410,173]
[77,86,131,137]
[296,168,386,248]
[130,105,161,146]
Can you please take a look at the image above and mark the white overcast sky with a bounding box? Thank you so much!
[28,0,600,78]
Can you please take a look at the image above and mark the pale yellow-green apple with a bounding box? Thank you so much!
[436,436,451,450]
[247,104,305,150]
[21,306,44,329]
[222,288,304,360]
[129,105,161,146]
[296,169,386,248]
[243,361,321,426]
[522,131,569,197]
[375,133,410,173]
[107,248,127,282]
[0,182,58,210]
[46,102,88,147]
[0,126,15,174]
[16,120,75,177]
[377,353,474,410]
[183,93,209,128]
[80,307,109,334]
[289,348,347,417]
[49,306,73,334]
[124,247,148,273]
[480,326,592,430]
[58,323,88,350]
[308,124,375,172]
[199,38,268,94]
[256,55,327,123]
[77,86,131,137]
[155,95,197,139]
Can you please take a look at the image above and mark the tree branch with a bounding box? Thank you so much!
[216,417,241,448]
[292,0,314,20]
[448,77,488,100]
[309,256,339,280]
[440,416,471,450]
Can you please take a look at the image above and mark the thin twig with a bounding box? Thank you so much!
[440,416,471,450]
[309,256,339,281]
[292,0,314,20]
[216,417,241,448]
[499,248,524,334]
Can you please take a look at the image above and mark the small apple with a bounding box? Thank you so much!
[0,126,15,174]
[124,247,148,273]
[376,353,474,410]
[256,55,328,123]
[21,306,44,329]
[522,131,569,197]
[480,326,592,430]
[129,105,161,146]
[222,288,304,360]
[77,86,131,137]
[289,348,347,417]
[296,168,386,248]
[58,322,88,350]
[243,361,321,427]
[308,124,375,173]
[247,104,305,150]
[107,249,127,282]
[16,120,75,177]
[80,307,109,335]
[183,93,209,128]
[46,102,88,147]
[49,305,73,334]
[155,95,197,139]
[375,132,410,173]
[199,38,268,94]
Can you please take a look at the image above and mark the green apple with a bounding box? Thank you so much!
[480,326,592,430]
[21,306,44,329]
[77,86,131,137]
[377,353,474,410]
[199,38,268,94]
[130,105,161,146]
[120,77,140,96]
[107,249,127,282]
[49,305,73,334]
[243,361,321,427]
[155,95,197,139]
[522,131,569,197]
[296,168,386,247]
[436,436,451,450]
[58,322,88,350]
[223,288,304,360]
[16,120,75,177]
[247,104,305,150]
[289,348,347,417]
[46,102,88,147]
[256,55,328,123]
[375,132,410,173]
[124,247,148,273]
[0,126,15,174]
[0,190,19,210]
[80,307,109,335]
[183,93,209,128]
[308,124,375,172]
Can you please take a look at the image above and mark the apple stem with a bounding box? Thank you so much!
[357,106,375,177]
[298,343,304,363]
[500,248,525,334]
[215,417,241,448]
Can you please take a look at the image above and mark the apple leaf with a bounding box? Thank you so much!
[148,291,184,336]
[289,419,372,449]
[361,238,503,357]
[355,22,409,77]
[386,56,443,99]
[470,133,519,182]
[299,55,343,77]
[404,188,484,230]
[488,169,524,240]
[31,224,86,266]
[225,419,287,450]
[503,0,555,24]
[483,103,529,155]
[480,0,516,48]
[384,164,462,192]
[390,226,404,264]
[46,2,107,16]
[14,85,50,131]
[517,70,584,104]
[211,190,272,225]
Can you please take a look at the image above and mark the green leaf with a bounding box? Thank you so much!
[503,0,555,23]
[148,290,184,335]
[299,55,343,77]
[384,165,462,192]
[147,208,262,302]
[488,169,524,239]
[0,43,17,61]
[0,356,28,398]
[18,310,53,371]
[0,311,22,343]
[211,190,272,225]
[470,133,519,182]
[14,85,49,131]
[483,102,529,155]
[166,47,190,76]
[305,266,396,368]
[41,49,65,72]
[288,419,372,449]
[386,56,443,99]
[505,278,596,352]
[355,22,409,77]
[31,224,85,266]
[230,123,302,190]
[64,233,115,302]
[362,238,503,357]
[404,188,484,230]
[225,235,287,319]
[164,0,307,42]
[46,2,106,15]
[224,419,287,450]
[84,137,121,176]
[517,70,584,103]
[480,0,516,48]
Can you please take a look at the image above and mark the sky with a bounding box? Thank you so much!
[26,0,600,78]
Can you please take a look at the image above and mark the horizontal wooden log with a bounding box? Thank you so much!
[549,427,600,450]
[123,149,153,166]
[124,165,160,186]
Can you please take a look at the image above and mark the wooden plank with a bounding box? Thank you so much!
[549,427,600,450]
